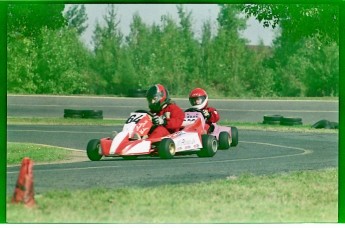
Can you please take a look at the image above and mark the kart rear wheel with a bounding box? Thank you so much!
[86,139,103,161]
[197,135,218,157]
[218,132,231,150]
[158,138,176,159]
[230,127,238,147]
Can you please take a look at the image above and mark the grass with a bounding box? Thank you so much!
[7,116,125,126]
[7,116,339,134]
[6,122,338,223]
[7,142,76,165]
[6,168,338,223]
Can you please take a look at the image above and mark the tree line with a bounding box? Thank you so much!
[7,4,339,97]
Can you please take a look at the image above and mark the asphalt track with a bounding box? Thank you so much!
[7,95,339,124]
[6,95,339,194]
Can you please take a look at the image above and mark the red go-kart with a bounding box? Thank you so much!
[184,108,238,150]
[86,109,238,161]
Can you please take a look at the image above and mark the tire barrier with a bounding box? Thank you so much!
[263,115,283,125]
[64,109,103,119]
[280,117,303,126]
[127,88,147,97]
[263,115,302,126]
[311,119,338,129]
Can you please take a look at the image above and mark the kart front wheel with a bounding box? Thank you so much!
[218,132,231,150]
[158,138,176,159]
[197,135,218,157]
[230,127,238,147]
[86,139,103,161]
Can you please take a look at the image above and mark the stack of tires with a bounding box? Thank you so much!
[64,109,103,119]
[311,119,338,129]
[263,115,302,126]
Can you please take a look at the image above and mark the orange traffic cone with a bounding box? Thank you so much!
[11,157,35,207]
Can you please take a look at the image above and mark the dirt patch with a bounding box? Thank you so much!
[63,150,89,164]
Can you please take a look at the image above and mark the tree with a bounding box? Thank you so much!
[34,27,91,94]
[7,37,38,93]
[176,4,200,94]
[240,4,339,44]
[125,12,154,88]
[199,19,213,87]
[208,4,248,96]
[64,4,88,35]
[7,4,66,40]
[241,4,339,97]
[242,44,275,97]
[91,4,123,94]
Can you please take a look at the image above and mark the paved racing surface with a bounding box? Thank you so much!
[6,95,339,194]
[7,95,339,124]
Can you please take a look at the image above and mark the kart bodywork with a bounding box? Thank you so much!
[184,108,239,150]
[86,111,220,160]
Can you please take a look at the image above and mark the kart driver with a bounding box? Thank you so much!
[146,84,185,139]
[188,88,220,133]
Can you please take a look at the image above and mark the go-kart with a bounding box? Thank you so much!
[184,108,238,150]
[86,110,219,160]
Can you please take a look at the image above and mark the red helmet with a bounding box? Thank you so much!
[146,84,170,112]
[189,88,208,109]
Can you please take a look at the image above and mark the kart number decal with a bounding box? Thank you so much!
[126,114,144,124]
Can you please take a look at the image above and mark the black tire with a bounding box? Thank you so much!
[263,120,281,125]
[263,115,283,125]
[82,110,103,119]
[218,132,231,150]
[311,119,330,129]
[128,89,147,97]
[86,139,103,161]
[280,117,302,126]
[83,115,103,119]
[64,113,83,118]
[64,109,83,115]
[263,114,283,122]
[311,119,338,129]
[230,127,238,147]
[330,122,339,129]
[64,109,83,118]
[281,121,302,126]
[158,138,176,159]
[197,135,218,157]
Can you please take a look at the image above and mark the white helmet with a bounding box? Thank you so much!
[189,88,208,109]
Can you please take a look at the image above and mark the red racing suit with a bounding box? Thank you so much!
[149,102,185,139]
[203,106,220,132]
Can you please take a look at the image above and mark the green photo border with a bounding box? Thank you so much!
[0,0,343,224]
[0,2,7,224]
[339,0,344,223]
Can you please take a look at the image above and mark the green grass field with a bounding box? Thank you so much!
[6,143,338,223]
[7,116,339,134]
[6,167,337,223]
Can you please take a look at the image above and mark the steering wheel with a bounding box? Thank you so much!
[184,108,202,113]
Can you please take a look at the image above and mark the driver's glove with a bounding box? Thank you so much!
[202,109,211,119]
[152,115,166,126]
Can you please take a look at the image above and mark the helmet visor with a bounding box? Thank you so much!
[189,96,206,106]
[147,93,163,105]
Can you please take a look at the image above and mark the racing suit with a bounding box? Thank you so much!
[202,106,220,132]
[149,103,185,139]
